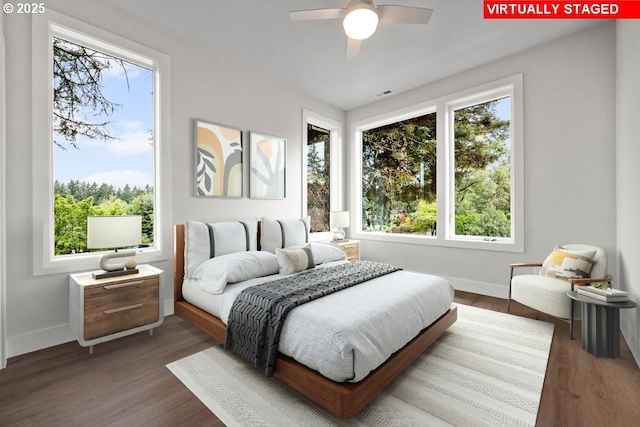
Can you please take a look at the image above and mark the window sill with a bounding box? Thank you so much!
[34,248,169,276]
[352,231,523,253]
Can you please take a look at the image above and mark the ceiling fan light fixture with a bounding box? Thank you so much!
[343,2,379,40]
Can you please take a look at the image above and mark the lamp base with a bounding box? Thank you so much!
[332,228,346,241]
[93,268,139,280]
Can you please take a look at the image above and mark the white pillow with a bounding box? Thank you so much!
[184,219,258,279]
[309,242,347,264]
[260,216,310,253]
[193,251,279,294]
[275,246,315,275]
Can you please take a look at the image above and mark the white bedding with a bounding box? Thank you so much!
[183,261,454,382]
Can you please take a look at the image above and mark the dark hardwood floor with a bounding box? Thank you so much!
[1,291,639,426]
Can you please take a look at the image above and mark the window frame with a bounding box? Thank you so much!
[31,10,172,275]
[446,88,515,242]
[302,109,343,242]
[350,74,524,252]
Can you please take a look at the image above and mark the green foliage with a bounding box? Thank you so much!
[401,201,437,235]
[54,194,95,255]
[362,98,511,238]
[130,193,154,243]
[362,114,436,231]
[455,207,511,238]
[54,181,154,255]
[93,198,129,216]
[307,125,331,232]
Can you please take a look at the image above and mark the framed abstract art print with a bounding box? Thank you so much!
[194,120,243,197]
[249,132,286,199]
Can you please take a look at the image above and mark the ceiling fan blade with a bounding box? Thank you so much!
[377,5,433,25]
[346,37,362,60]
[290,8,345,21]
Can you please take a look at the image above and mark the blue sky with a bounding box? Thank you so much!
[496,96,510,120]
[54,58,155,189]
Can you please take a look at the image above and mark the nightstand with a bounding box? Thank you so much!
[329,239,360,262]
[69,264,164,354]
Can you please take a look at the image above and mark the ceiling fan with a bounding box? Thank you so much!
[290,0,433,60]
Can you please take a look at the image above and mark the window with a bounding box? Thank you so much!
[307,124,331,232]
[362,112,437,234]
[302,110,343,240]
[52,36,155,256]
[451,96,511,240]
[351,75,523,252]
[32,10,171,275]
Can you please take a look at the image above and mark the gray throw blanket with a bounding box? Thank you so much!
[225,261,402,376]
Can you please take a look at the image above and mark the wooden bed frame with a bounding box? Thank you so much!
[173,224,457,419]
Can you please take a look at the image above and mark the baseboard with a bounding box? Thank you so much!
[621,318,640,369]
[7,323,75,358]
[445,275,509,299]
[165,298,174,316]
[7,299,175,359]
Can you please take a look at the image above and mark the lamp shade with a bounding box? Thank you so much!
[330,211,350,229]
[343,2,379,40]
[87,215,142,249]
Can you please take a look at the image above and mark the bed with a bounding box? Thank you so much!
[173,218,457,419]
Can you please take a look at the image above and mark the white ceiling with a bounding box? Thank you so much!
[104,0,603,110]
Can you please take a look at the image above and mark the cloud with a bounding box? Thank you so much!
[103,61,144,80]
[79,120,153,156]
[83,170,153,189]
[106,120,154,156]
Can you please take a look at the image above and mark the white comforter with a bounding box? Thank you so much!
[184,262,454,382]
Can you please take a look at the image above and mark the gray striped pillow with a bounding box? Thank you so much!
[275,246,315,274]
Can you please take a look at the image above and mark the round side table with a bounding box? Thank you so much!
[567,291,637,358]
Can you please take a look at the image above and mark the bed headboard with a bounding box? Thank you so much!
[173,221,260,302]
[174,217,310,303]
[174,224,186,303]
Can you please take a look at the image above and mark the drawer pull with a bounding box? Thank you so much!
[343,244,357,249]
[104,303,143,314]
[104,280,144,290]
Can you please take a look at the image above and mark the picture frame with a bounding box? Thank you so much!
[194,120,243,198]
[249,131,286,199]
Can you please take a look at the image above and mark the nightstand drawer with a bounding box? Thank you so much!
[329,240,359,262]
[341,243,359,261]
[84,277,159,340]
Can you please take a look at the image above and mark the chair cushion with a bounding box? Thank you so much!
[544,246,595,280]
[511,275,574,319]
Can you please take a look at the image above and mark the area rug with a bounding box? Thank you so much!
[167,304,554,427]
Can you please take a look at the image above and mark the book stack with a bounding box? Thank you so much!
[576,285,628,302]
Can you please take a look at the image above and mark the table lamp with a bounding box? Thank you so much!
[87,215,142,279]
[330,211,350,241]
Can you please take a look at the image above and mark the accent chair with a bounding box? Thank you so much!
[508,244,611,338]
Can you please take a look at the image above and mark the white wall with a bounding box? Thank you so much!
[3,0,344,357]
[616,21,640,367]
[346,23,617,298]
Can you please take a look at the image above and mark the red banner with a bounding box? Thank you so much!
[484,1,640,19]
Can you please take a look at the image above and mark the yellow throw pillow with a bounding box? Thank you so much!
[545,247,595,280]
